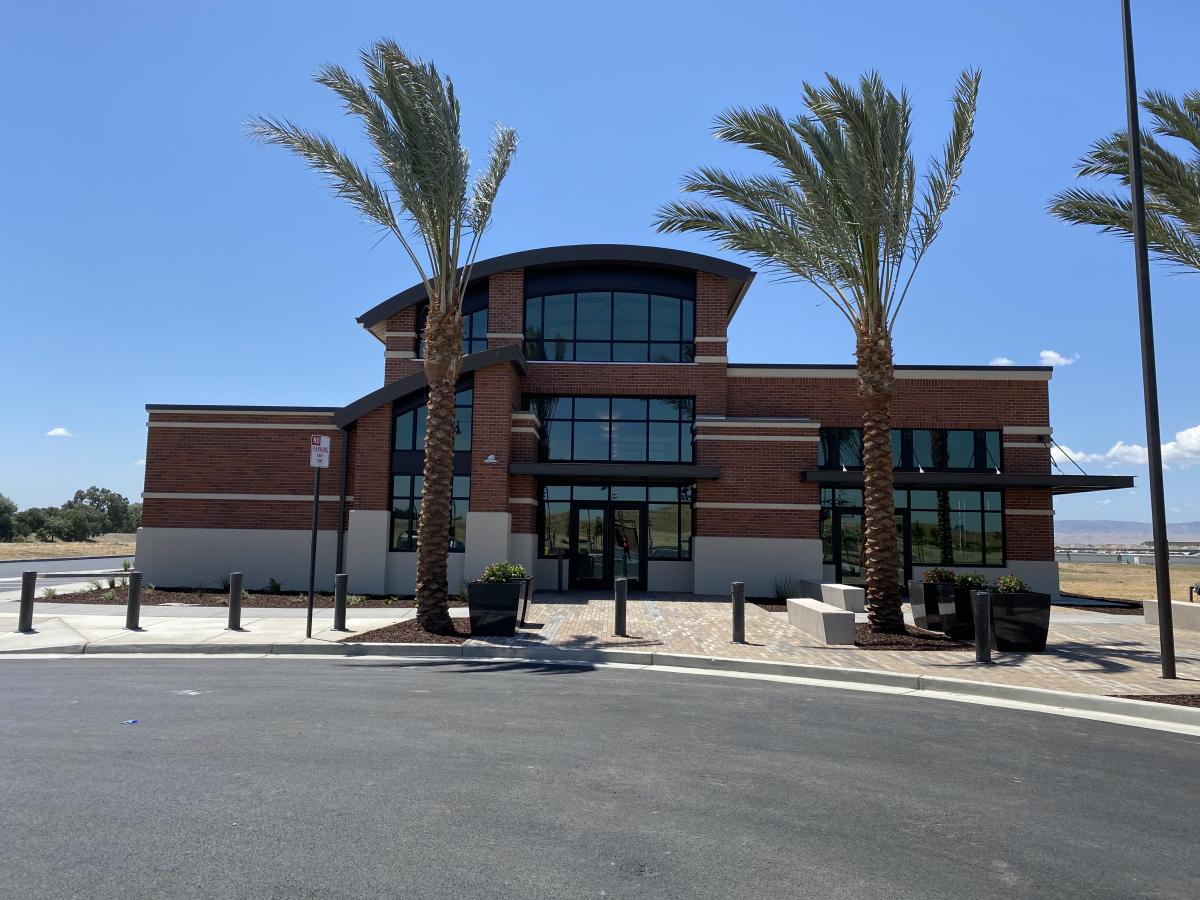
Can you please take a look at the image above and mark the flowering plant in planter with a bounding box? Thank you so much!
[993,574,1030,593]
[922,568,957,584]
[478,562,527,583]
[956,573,986,589]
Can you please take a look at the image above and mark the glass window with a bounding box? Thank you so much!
[823,428,1000,471]
[541,501,570,556]
[946,430,976,468]
[391,474,469,552]
[538,483,693,560]
[526,395,694,463]
[524,290,694,362]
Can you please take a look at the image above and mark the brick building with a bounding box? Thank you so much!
[137,245,1131,598]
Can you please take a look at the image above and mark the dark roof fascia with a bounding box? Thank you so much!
[508,462,722,481]
[730,364,1053,373]
[145,404,339,412]
[803,470,1135,495]
[356,244,756,329]
[332,344,527,428]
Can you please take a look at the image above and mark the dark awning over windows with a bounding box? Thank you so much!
[803,470,1134,495]
[510,462,720,483]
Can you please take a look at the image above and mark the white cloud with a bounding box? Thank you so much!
[1096,498,1112,505]
[133,458,146,467]
[1039,349,1079,367]
[1054,424,1200,471]
[989,356,1014,366]
[45,427,73,437]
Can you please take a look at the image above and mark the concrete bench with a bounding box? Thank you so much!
[798,579,866,613]
[1143,599,1200,632]
[786,597,856,645]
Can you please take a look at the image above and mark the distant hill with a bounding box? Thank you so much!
[1055,519,1200,546]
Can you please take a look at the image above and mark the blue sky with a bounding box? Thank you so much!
[2,0,1197,521]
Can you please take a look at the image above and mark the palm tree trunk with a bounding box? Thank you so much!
[856,329,905,633]
[415,309,462,633]
[931,430,954,564]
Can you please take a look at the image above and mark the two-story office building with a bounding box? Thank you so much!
[136,245,1132,598]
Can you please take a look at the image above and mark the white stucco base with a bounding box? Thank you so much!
[692,537,823,597]
[346,509,390,595]
[135,526,340,592]
[534,555,568,592]
[911,560,1060,601]
[507,532,538,587]
[648,560,694,592]
[464,511,513,583]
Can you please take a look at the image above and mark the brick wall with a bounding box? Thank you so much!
[488,269,523,345]
[468,364,516,512]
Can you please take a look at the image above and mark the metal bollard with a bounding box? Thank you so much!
[125,571,143,631]
[18,571,36,634]
[557,550,565,593]
[332,573,349,631]
[731,581,746,643]
[614,577,628,636]
[226,572,243,631]
[972,590,992,663]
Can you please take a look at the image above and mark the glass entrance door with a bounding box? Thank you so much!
[568,502,647,589]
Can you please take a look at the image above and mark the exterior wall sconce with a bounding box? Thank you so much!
[484,454,498,464]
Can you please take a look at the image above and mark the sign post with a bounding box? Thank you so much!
[306,434,330,639]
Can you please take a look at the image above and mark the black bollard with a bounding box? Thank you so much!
[226,572,243,631]
[557,549,565,593]
[18,571,36,634]
[731,581,746,643]
[972,590,992,663]
[332,573,349,632]
[125,571,143,631]
[614,577,628,636]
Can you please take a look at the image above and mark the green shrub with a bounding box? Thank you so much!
[89,579,103,591]
[266,578,282,594]
[993,574,1030,593]
[772,575,800,601]
[957,573,986,589]
[102,589,117,603]
[922,568,957,584]
[478,562,527,583]
[346,594,367,607]
[42,587,58,599]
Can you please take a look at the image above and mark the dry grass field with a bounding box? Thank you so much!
[0,535,136,561]
[1059,562,1200,602]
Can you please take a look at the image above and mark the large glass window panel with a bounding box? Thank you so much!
[610,422,647,461]
[609,485,647,501]
[450,499,468,551]
[614,293,649,340]
[650,295,681,340]
[574,342,610,361]
[947,430,976,468]
[948,490,982,511]
[984,431,1002,469]
[572,421,608,459]
[649,343,681,363]
[545,420,571,460]
[909,510,941,566]
[453,406,472,452]
[612,398,647,420]
[414,406,428,450]
[909,490,939,510]
[648,503,680,559]
[576,292,612,340]
[983,512,1004,563]
[395,410,415,451]
[543,294,575,343]
[679,503,692,559]
[682,300,694,339]
[984,491,1002,511]
[542,501,570,556]
[911,430,933,468]
[648,422,680,461]
[950,510,984,564]
[648,486,679,502]
[574,397,610,420]
[613,342,649,362]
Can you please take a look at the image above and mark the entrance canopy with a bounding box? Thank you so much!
[803,470,1134,495]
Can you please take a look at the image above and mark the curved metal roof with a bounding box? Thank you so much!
[356,243,756,331]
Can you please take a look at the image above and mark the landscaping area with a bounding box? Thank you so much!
[0,534,136,561]
[1059,562,1200,602]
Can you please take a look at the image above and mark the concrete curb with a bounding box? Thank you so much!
[4,639,1197,728]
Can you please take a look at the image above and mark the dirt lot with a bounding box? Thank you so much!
[0,535,136,561]
[1059,562,1200,602]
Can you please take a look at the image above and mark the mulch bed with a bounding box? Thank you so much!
[344,617,472,644]
[752,601,787,613]
[854,623,972,651]
[36,587,466,609]
[1114,694,1200,708]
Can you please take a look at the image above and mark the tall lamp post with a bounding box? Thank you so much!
[1120,0,1175,678]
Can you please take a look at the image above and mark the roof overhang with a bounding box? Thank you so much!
[803,470,1135,495]
[332,345,526,428]
[356,244,756,335]
[509,462,721,483]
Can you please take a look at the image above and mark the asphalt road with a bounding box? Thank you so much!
[1,660,1196,900]
[0,555,132,584]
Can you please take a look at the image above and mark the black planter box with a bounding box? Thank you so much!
[908,581,956,631]
[941,586,984,641]
[467,580,523,637]
[990,591,1051,652]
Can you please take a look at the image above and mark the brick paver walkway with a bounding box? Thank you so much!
[477,593,1200,698]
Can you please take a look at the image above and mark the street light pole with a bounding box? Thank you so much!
[1120,0,1175,678]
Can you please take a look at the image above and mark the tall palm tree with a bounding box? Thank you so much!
[251,40,517,632]
[1049,90,1200,271]
[656,71,980,633]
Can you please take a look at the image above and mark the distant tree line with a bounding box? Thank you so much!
[0,487,141,543]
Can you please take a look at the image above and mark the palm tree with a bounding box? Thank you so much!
[251,40,517,633]
[655,71,980,633]
[1049,90,1200,271]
